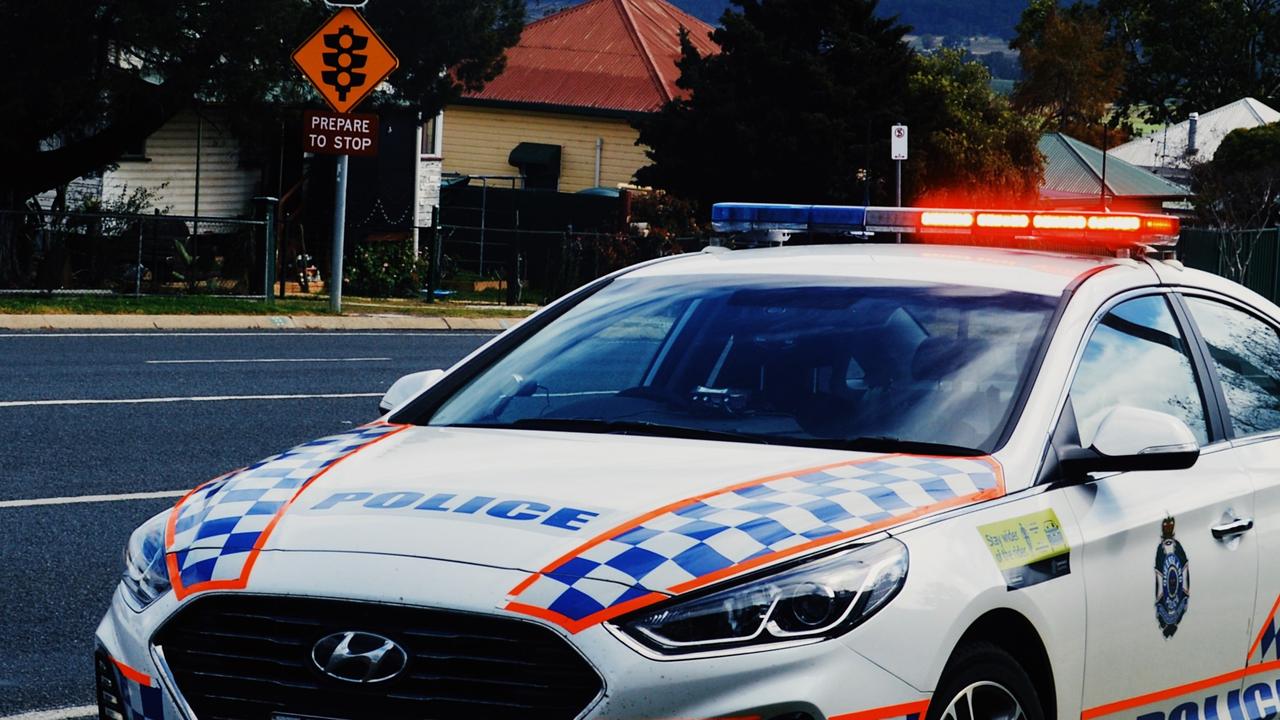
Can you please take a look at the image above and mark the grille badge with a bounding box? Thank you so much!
[311,631,407,683]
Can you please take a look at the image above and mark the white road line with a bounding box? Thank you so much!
[0,705,97,720]
[146,357,391,365]
[0,332,495,338]
[0,392,382,408]
[0,490,187,509]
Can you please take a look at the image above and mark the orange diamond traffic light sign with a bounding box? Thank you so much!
[292,8,398,114]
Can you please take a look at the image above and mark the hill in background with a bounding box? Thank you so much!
[528,0,1026,39]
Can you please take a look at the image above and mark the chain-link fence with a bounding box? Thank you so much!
[422,222,699,306]
[0,209,269,296]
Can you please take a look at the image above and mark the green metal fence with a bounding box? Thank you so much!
[1179,228,1280,305]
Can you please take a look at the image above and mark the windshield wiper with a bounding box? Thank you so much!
[449,418,777,446]
[831,436,987,457]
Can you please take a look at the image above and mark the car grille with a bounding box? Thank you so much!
[153,595,603,720]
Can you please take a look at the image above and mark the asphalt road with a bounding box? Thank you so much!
[0,330,494,718]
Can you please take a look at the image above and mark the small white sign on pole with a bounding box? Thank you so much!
[891,125,909,160]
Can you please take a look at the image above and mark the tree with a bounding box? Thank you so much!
[635,0,917,208]
[908,49,1044,205]
[1098,0,1280,123]
[1192,124,1280,283]
[1011,0,1126,147]
[0,0,524,205]
[635,0,1043,211]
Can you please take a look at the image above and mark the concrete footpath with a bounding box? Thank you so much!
[0,314,526,331]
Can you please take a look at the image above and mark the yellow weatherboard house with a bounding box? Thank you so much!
[439,0,719,193]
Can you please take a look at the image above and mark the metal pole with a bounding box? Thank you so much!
[135,220,143,298]
[1100,123,1110,210]
[412,113,424,257]
[895,159,902,207]
[331,155,349,314]
[479,179,488,276]
[895,159,903,243]
[259,197,279,305]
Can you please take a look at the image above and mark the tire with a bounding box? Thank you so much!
[928,642,1046,720]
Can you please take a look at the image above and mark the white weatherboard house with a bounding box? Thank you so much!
[39,108,262,218]
[1108,97,1280,183]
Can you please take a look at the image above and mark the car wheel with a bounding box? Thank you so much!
[930,643,1045,720]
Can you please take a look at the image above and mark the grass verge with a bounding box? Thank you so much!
[0,294,537,318]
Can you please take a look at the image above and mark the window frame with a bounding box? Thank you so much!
[1174,290,1280,447]
[1038,288,1230,486]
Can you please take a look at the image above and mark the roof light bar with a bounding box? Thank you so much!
[1087,215,1143,231]
[1032,214,1088,230]
[920,211,974,229]
[976,212,1031,229]
[711,202,1182,250]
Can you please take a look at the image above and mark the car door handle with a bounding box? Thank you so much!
[1212,518,1255,540]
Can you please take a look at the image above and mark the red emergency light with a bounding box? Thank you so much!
[710,203,1183,253]
[913,208,1180,249]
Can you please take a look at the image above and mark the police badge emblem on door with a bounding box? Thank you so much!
[1155,515,1190,638]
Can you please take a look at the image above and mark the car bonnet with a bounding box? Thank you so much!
[163,423,1003,632]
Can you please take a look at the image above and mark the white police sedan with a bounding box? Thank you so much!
[97,204,1280,720]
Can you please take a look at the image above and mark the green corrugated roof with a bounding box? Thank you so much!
[1039,133,1190,201]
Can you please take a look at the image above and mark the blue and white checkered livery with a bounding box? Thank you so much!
[508,455,1002,631]
[166,423,406,598]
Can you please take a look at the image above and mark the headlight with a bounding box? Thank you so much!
[611,538,907,655]
[121,510,172,610]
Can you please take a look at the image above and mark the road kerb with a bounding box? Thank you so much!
[0,314,522,331]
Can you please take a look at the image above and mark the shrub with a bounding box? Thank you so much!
[345,240,428,298]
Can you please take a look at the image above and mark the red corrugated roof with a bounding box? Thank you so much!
[462,0,719,114]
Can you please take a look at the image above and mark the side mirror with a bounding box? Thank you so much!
[380,369,446,414]
[1059,406,1200,483]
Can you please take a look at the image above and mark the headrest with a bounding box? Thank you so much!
[912,337,991,382]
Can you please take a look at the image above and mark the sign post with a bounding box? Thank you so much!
[891,124,908,243]
[292,7,398,313]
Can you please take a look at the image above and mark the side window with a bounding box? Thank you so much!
[1184,297,1280,438]
[1069,295,1209,446]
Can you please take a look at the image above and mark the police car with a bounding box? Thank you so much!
[97,203,1280,720]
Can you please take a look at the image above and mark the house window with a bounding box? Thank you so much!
[508,142,562,191]
[120,137,148,161]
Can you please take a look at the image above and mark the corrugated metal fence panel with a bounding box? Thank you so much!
[1179,228,1280,304]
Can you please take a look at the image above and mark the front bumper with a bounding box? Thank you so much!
[97,551,928,720]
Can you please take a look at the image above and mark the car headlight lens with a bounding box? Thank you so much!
[612,538,907,655]
[121,510,172,610]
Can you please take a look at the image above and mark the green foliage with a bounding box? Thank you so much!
[71,184,170,216]
[0,0,525,201]
[635,0,917,209]
[1192,124,1280,282]
[908,49,1044,205]
[635,1,1043,211]
[345,241,429,299]
[1011,0,1127,146]
[627,190,705,241]
[1098,0,1280,123]
[1214,124,1280,169]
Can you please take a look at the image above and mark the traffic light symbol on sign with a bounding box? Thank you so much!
[292,8,399,114]
[321,25,369,102]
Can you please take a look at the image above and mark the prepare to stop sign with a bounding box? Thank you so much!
[304,111,379,157]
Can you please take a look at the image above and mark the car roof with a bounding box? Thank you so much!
[624,243,1152,297]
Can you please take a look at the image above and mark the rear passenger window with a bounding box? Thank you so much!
[1070,295,1209,447]
[1184,298,1280,437]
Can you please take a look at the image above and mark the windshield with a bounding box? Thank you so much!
[427,275,1057,453]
